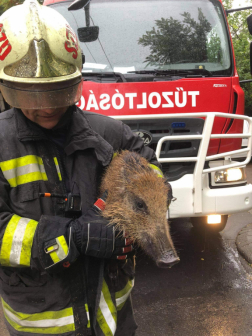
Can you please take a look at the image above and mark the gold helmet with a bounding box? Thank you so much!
[0,0,83,109]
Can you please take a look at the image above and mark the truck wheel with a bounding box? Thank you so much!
[190,215,228,233]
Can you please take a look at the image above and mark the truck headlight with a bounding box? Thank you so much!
[207,215,221,224]
[215,167,246,183]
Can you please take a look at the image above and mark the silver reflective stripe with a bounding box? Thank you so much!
[85,223,90,254]
[99,292,117,335]
[149,164,164,178]
[55,238,68,261]
[85,304,91,329]
[115,280,134,308]
[3,163,45,180]
[116,290,132,307]
[9,218,30,267]
[3,307,74,328]
[54,157,62,181]
[55,163,61,177]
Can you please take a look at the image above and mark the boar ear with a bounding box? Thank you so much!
[163,178,176,207]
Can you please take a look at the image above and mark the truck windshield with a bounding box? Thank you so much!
[52,0,232,76]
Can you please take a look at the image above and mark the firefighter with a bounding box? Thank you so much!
[0,1,161,335]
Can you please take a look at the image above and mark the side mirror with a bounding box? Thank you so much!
[78,26,99,42]
[247,14,252,35]
[68,0,90,11]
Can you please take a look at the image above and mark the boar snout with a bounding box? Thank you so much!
[156,250,180,268]
[141,229,179,268]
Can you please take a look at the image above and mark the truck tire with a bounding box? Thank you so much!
[190,215,228,233]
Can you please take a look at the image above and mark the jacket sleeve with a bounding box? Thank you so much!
[0,169,41,269]
[0,166,79,273]
[120,123,161,169]
[32,215,79,274]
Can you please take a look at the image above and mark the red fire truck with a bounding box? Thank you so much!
[42,0,252,231]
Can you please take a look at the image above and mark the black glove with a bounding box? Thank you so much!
[36,193,134,273]
[72,193,134,260]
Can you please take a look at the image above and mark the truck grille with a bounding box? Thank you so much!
[125,118,204,181]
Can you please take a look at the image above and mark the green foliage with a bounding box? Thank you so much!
[0,0,24,16]
[138,0,252,114]
[206,28,222,63]
[138,8,213,66]
[223,0,252,115]
[0,0,43,16]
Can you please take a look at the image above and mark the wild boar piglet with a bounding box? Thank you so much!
[100,150,179,268]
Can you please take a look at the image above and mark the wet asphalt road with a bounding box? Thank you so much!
[133,216,252,336]
[1,167,252,336]
[133,163,252,336]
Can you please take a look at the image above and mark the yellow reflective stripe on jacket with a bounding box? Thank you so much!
[149,164,164,178]
[54,157,62,181]
[0,215,38,267]
[0,155,47,187]
[97,279,117,336]
[47,236,69,264]
[2,298,75,334]
[85,304,91,329]
[115,279,134,311]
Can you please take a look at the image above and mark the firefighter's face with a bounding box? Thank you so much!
[21,107,68,129]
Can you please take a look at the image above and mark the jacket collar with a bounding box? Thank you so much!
[64,107,113,166]
[15,107,113,166]
[15,108,48,141]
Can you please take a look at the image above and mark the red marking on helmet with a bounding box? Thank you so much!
[65,25,78,59]
[0,24,12,61]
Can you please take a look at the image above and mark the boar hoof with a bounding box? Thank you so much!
[156,250,180,268]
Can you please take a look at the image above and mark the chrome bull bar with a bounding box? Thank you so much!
[112,112,252,214]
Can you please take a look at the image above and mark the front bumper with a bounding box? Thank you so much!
[169,174,252,218]
[113,112,252,217]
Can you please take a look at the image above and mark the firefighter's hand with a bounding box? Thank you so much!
[72,192,134,260]
[111,230,134,260]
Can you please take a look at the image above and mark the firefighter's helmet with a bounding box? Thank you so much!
[0,0,83,109]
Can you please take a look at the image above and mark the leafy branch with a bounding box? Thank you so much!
[223,0,252,114]
[0,0,43,16]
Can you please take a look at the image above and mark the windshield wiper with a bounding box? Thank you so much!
[128,68,213,77]
[83,72,127,82]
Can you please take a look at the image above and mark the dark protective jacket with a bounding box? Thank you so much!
[0,107,159,336]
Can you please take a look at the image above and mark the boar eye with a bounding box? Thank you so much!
[137,201,144,209]
[133,197,148,213]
